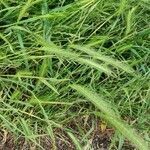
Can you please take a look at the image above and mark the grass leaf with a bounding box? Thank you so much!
[67,132,82,150]
[70,44,134,74]
[71,84,149,150]
[39,78,59,95]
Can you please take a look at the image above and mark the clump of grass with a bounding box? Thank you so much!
[0,0,149,149]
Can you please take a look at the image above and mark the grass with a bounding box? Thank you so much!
[0,0,149,149]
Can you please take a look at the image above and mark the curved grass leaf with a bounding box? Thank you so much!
[70,44,134,74]
[71,84,148,150]
[36,36,112,75]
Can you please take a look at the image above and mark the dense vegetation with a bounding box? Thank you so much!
[0,0,149,149]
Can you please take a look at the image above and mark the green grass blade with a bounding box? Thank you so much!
[67,132,82,150]
[47,125,57,150]
[70,44,134,74]
[18,0,33,21]
[100,114,149,150]
[32,34,112,75]
[0,33,14,52]
[71,84,149,150]
[125,7,136,35]
[38,78,59,95]
[18,0,41,21]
